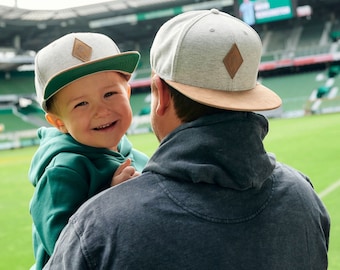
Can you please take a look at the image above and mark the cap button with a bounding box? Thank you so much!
[211,9,220,14]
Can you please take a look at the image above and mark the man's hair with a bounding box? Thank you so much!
[161,79,226,123]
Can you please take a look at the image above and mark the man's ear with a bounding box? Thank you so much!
[45,113,68,133]
[152,75,171,116]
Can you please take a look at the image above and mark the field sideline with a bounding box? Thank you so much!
[0,113,339,269]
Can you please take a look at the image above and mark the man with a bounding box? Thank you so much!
[44,9,330,269]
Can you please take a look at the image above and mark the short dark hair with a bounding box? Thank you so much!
[161,79,226,123]
[45,96,57,113]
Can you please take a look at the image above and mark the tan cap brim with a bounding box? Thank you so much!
[166,80,282,112]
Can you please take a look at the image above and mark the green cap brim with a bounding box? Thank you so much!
[44,51,140,100]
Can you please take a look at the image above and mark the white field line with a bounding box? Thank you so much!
[318,179,340,199]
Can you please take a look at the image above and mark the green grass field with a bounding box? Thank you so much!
[0,113,339,269]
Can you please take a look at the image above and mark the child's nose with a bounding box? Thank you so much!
[94,103,111,117]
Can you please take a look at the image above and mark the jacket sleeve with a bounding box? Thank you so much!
[42,189,122,270]
[30,162,90,256]
[42,219,89,270]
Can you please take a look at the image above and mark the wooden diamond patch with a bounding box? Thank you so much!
[72,38,92,62]
[223,43,243,79]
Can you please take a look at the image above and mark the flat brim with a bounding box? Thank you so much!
[166,80,282,111]
[44,51,140,101]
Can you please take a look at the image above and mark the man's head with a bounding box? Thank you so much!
[150,9,281,112]
[35,32,140,112]
[149,9,281,140]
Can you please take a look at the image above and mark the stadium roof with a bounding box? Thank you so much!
[0,0,339,72]
[0,0,236,71]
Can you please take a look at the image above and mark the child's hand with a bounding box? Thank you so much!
[111,159,140,186]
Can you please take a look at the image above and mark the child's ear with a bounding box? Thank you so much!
[126,84,131,98]
[45,113,68,133]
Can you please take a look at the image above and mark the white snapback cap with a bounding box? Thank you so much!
[35,32,140,111]
[150,9,282,111]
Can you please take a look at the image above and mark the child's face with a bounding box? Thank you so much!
[47,71,132,150]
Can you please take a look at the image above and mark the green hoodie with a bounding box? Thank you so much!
[28,127,148,270]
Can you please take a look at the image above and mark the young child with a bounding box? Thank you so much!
[28,32,149,270]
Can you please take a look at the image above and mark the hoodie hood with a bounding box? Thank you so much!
[145,111,276,190]
[29,127,132,186]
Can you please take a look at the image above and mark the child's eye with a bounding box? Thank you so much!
[74,101,88,108]
[104,91,116,98]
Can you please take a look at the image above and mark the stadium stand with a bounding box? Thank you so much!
[1,0,340,149]
[330,19,340,42]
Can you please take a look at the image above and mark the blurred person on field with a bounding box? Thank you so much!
[44,9,330,270]
[28,32,148,270]
[239,0,255,25]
